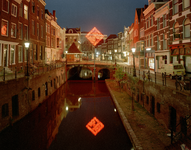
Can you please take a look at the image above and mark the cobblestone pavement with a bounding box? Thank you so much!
[106,79,172,150]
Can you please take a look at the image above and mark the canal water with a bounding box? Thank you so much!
[0,81,133,150]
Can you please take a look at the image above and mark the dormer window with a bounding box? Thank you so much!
[69,29,73,33]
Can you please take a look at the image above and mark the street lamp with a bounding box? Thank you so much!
[132,48,136,77]
[24,42,30,76]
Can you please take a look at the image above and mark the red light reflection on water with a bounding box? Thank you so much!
[86,117,104,136]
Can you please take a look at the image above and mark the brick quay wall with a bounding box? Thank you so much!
[0,66,66,132]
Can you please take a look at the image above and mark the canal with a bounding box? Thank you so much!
[0,81,133,150]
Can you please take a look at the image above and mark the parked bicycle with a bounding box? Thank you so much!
[142,71,152,82]
[175,78,191,91]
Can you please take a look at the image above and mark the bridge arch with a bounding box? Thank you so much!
[98,68,110,80]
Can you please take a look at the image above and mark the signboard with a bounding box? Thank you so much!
[86,27,104,46]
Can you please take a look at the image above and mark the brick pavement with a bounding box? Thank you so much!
[106,79,172,150]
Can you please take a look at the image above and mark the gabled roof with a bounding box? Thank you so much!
[105,34,117,42]
[67,43,82,54]
[66,28,81,34]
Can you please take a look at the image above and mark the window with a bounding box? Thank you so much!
[157,36,160,50]
[25,47,28,62]
[41,25,43,38]
[157,103,160,113]
[173,0,179,15]
[163,15,166,27]
[47,24,50,33]
[38,87,40,97]
[183,0,190,9]
[151,15,153,26]
[2,0,9,13]
[146,96,149,104]
[2,103,9,118]
[32,20,35,35]
[1,20,8,36]
[39,46,42,60]
[37,6,39,18]
[32,90,35,101]
[24,25,28,40]
[24,5,28,19]
[32,1,35,13]
[11,23,16,38]
[184,18,190,38]
[10,45,15,64]
[19,3,23,17]
[163,34,167,50]
[18,46,23,62]
[47,37,50,46]
[157,18,160,30]
[41,9,43,19]
[151,34,153,46]
[18,23,23,39]
[37,23,39,38]
[11,4,17,17]
[51,37,55,48]
[174,22,179,40]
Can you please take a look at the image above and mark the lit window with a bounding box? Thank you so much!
[10,45,15,64]
[1,20,8,36]
[174,22,179,40]
[184,18,190,38]
[2,0,9,13]
[18,46,23,62]
[24,5,28,19]
[11,23,16,38]
[11,4,17,17]
[183,0,190,9]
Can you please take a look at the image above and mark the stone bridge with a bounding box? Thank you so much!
[65,61,115,80]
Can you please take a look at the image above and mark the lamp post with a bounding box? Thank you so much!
[132,48,136,77]
[24,42,30,76]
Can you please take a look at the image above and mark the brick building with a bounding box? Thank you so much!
[0,0,30,71]
[29,0,46,65]
[168,0,191,73]
[154,1,170,73]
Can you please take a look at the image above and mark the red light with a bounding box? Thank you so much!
[86,27,104,46]
[86,117,104,136]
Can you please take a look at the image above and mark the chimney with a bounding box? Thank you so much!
[53,10,56,21]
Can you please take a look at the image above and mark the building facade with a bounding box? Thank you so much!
[169,0,191,73]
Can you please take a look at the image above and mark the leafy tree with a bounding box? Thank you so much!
[113,64,125,87]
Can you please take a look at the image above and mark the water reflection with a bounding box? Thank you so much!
[0,81,133,150]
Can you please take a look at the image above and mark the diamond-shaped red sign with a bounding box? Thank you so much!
[86,117,104,136]
[86,27,104,46]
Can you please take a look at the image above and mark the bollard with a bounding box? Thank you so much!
[3,68,5,82]
[15,67,17,79]
[155,72,156,84]
[165,72,166,86]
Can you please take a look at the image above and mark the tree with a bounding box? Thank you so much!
[113,64,125,88]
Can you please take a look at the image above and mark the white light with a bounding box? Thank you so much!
[78,97,81,102]
[115,50,117,52]
[65,51,68,53]
[146,48,151,51]
[132,48,136,53]
[24,42,30,48]
[114,108,117,112]
[66,106,68,111]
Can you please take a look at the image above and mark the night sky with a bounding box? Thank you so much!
[45,0,148,35]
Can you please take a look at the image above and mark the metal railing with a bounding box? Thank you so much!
[0,62,65,82]
[121,66,191,94]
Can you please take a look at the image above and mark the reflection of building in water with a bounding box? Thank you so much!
[79,68,92,79]
[65,97,82,112]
